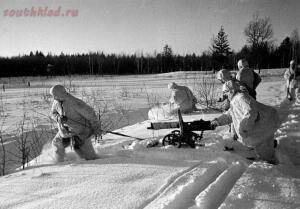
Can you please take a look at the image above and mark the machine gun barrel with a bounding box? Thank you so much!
[147,109,213,148]
[147,116,212,132]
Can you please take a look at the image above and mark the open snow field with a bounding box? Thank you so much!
[0,70,299,209]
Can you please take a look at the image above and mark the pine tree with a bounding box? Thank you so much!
[212,26,231,56]
[290,29,300,63]
[211,26,231,69]
[162,44,174,72]
[163,44,173,57]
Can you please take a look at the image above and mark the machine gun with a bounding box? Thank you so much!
[147,109,213,148]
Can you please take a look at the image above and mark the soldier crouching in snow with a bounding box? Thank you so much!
[216,69,249,142]
[210,80,279,164]
[216,68,248,111]
[236,59,261,100]
[49,85,99,162]
[168,82,198,113]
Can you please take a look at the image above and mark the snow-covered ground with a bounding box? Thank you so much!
[0,70,299,209]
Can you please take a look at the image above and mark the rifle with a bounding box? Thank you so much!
[147,109,213,148]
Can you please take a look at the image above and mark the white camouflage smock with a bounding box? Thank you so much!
[215,92,279,161]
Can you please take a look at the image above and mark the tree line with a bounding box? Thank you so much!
[0,12,299,77]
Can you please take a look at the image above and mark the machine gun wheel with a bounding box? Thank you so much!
[171,130,180,136]
[162,133,181,148]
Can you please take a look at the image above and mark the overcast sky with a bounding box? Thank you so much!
[0,0,299,57]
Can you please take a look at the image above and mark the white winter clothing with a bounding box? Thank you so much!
[284,62,300,101]
[50,85,99,161]
[168,82,197,113]
[284,65,300,89]
[214,82,279,162]
[216,69,232,82]
[50,96,99,140]
[216,70,248,112]
[52,134,97,162]
[237,59,249,70]
[236,66,261,99]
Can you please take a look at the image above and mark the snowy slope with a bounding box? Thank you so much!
[220,163,300,209]
[0,77,300,209]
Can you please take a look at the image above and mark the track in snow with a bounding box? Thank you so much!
[143,158,247,209]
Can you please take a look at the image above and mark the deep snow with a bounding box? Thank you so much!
[0,71,299,209]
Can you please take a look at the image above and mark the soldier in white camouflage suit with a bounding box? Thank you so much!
[50,85,99,162]
[284,60,300,101]
[216,69,249,143]
[168,82,197,114]
[236,59,261,100]
[211,80,279,164]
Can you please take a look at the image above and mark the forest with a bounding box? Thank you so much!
[1,13,299,77]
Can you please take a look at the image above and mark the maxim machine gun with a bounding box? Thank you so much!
[147,109,213,148]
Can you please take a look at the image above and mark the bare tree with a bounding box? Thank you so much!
[0,121,7,176]
[244,12,273,47]
[88,52,94,75]
[4,113,32,170]
[244,12,274,69]
[80,88,116,142]
[193,74,219,108]
[14,113,31,170]
[0,95,8,175]
[96,51,105,76]
[27,121,47,161]
[290,28,300,62]
[135,50,144,74]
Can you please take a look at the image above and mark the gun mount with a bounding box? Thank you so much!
[147,109,212,148]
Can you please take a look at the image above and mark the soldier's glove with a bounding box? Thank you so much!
[60,116,68,123]
[210,120,219,130]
